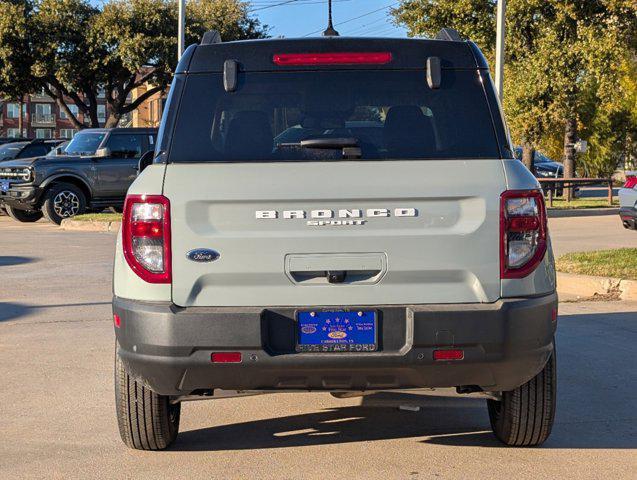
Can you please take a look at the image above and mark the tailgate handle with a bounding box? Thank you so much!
[285,253,387,286]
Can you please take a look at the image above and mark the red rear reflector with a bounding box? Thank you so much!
[508,216,540,232]
[130,221,163,238]
[211,352,242,363]
[273,52,392,66]
[433,349,464,361]
[113,314,121,328]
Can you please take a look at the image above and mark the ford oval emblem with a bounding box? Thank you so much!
[186,249,220,263]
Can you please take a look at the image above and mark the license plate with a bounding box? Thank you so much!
[0,181,9,193]
[296,310,377,352]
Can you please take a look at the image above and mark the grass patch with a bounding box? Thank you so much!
[556,249,637,280]
[546,198,619,209]
[71,213,122,222]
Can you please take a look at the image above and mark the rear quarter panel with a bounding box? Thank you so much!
[113,164,171,301]
[501,159,557,297]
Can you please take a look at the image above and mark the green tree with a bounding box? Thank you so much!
[0,1,37,135]
[392,0,637,184]
[392,0,497,52]
[91,0,267,127]
[0,0,267,130]
[31,0,102,129]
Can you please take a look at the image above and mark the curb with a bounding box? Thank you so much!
[60,219,121,232]
[557,272,637,301]
[548,207,619,218]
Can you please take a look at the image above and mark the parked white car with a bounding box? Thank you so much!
[619,172,637,230]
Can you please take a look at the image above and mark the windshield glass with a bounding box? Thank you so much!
[535,152,552,164]
[168,70,500,162]
[514,148,553,164]
[46,141,69,157]
[64,132,106,156]
[0,142,27,161]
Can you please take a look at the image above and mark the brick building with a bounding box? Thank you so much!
[131,84,167,128]
[0,91,109,139]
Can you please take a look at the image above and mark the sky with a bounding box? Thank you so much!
[247,0,408,39]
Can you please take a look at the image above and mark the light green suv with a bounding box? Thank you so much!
[112,31,558,450]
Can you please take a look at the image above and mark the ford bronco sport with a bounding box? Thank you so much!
[113,31,558,450]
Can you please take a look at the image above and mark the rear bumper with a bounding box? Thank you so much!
[620,207,637,230]
[113,293,558,395]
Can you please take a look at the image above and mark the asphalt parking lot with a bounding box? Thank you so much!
[1,215,635,479]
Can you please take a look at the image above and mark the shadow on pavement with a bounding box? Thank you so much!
[175,395,495,451]
[0,301,112,322]
[0,256,37,267]
[176,310,637,451]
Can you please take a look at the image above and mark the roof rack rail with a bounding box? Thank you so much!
[201,30,222,45]
[435,28,462,42]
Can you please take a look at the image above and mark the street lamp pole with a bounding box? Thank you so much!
[178,0,185,58]
[495,0,506,101]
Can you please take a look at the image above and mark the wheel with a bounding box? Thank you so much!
[115,346,180,450]
[487,346,556,447]
[6,206,43,222]
[41,183,87,224]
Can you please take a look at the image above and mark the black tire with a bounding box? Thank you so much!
[6,205,43,222]
[115,347,180,450]
[41,182,87,225]
[487,346,556,447]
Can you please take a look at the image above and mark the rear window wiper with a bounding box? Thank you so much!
[277,137,362,159]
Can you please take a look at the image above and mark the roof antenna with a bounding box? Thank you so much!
[322,0,339,37]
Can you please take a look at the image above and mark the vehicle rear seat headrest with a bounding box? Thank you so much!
[384,105,436,158]
[225,111,273,160]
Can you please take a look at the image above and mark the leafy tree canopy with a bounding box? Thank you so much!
[0,0,267,128]
[393,0,637,176]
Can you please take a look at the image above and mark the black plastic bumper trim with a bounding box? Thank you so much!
[113,293,558,395]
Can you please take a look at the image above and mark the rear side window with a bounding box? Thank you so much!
[17,145,50,158]
[168,70,499,163]
[105,134,145,159]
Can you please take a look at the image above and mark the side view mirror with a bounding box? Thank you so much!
[137,150,154,174]
[94,147,111,158]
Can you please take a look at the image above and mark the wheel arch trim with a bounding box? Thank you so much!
[40,174,92,200]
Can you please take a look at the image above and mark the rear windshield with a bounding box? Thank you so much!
[168,70,499,162]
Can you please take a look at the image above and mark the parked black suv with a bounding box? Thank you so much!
[0,139,65,162]
[0,128,156,224]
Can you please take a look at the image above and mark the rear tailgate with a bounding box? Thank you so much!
[164,159,505,307]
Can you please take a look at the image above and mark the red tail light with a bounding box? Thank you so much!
[433,349,464,361]
[273,52,392,66]
[624,176,637,189]
[122,194,171,284]
[211,352,242,363]
[500,190,547,279]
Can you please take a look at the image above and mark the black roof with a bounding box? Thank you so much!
[80,127,158,134]
[29,139,65,145]
[177,37,488,74]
